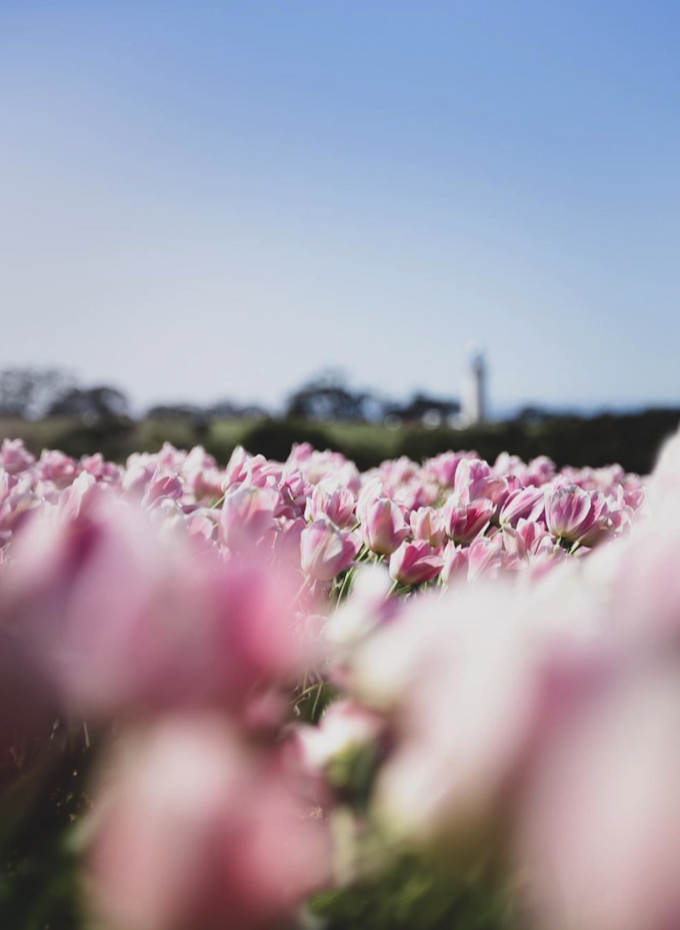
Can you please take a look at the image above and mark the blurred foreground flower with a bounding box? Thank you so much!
[88,715,332,930]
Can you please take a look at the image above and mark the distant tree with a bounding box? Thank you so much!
[516,405,551,423]
[48,386,130,424]
[386,392,460,424]
[0,368,75,419]
[147,404,208,424]
[208,400,268,420]
[237,404,268,420]
[208,400,240,419]
[285,372,375,422]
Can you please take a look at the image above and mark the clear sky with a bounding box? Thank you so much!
[2,0,679,414]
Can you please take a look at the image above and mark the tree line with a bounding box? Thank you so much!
[0,368,462,427]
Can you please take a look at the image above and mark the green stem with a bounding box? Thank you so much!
[311,683,324,721]
[335,567,355,606]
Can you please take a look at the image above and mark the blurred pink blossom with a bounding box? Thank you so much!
[89,715,332,930]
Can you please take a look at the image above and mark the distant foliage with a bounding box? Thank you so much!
[285,371,379,422]
[0,368,74,419]
[47,386,130,423]
[0,368,130,427]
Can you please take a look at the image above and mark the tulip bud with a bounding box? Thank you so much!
[410,507,446,547]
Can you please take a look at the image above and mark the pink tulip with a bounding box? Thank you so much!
[122,458,157,498]
[219,485,279,550]
[545,485,611,545]
[493,452,525,477]
[278,469,311,520]
[503,518,552,561]
[410,506,446,547]
[499,486,545,527]
[389,540,443,586]
[424,451,471,487]
[244,455,283,489]
[467,536,504,581]
[79,452,121,484]
[0,472,37,544]
[577,492,613,547]
[223,444,250,487]
[623,485,645,512]
[440,541,470,584]
[300,517,358,581]
[273,516,306,568]
[355,477,384,524]
[183,452,224,499]
[297,449,359,492]
[547,485,587,535]
[443,494,494,545]
[156,442,187,471]
[287,441,314,468]
[453,458,508,504]
[56,471,102,523]
[141,468,184,510]
[524,455,556,486]
[361,497,409,555]
[306,483,356,528]
[38,449,78,488]
[0,438,34,475]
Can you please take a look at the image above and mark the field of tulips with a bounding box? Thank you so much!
[1,430,680,930]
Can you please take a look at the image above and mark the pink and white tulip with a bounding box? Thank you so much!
[300,517,359,582]
[361,497,409,556]
[389,540,443,586]
[443,494,495,545]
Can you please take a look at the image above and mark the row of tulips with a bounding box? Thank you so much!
[0,437,644,585]
[1,431,678,930]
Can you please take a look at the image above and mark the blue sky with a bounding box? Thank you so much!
[1,1,679,414]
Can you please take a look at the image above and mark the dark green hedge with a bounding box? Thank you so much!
[2,408,679,475]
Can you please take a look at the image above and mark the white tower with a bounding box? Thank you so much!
[461,346,486,425]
